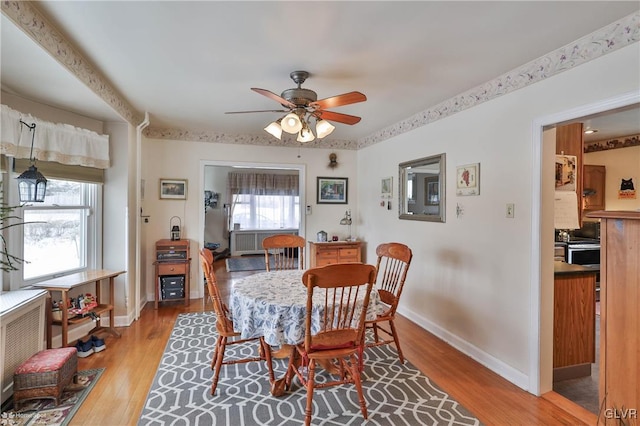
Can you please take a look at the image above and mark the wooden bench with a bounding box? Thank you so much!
[13,347,78,408]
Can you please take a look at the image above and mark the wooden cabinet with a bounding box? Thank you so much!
[556,123,584,226]
[552,262,596,381]
[587,211,639,423]
[154,239,191,309]
[309,241,362,267]
[583,165,606,211]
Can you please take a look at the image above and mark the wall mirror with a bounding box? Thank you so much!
[399,153,446,222]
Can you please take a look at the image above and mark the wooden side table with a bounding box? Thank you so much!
[32,269,126,348]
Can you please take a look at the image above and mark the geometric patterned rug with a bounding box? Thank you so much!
[0,368,104,426]
[138,312,481,425]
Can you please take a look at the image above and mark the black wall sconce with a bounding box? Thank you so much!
[16,120,47,202]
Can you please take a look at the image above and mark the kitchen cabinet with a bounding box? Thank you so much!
[556,123,584,226]
[552,262,597,381]
[583,165,606,211]
[308,241,362,267]
[587,211,640,423]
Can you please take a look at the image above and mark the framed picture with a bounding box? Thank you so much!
[424,176,439,205]
[317,177,348,204]
[381,176,392,199]
[456,163,480,196]
[160,178,188,200]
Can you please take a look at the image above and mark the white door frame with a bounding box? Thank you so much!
[529,90,639,395]
[195,160,306,300]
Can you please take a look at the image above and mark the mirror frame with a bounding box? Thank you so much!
[398,153,446,222]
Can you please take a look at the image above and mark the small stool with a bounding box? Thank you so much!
[13,347,78,409]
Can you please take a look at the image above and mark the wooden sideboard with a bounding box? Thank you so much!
[154,239,191,309]
[587,210,639,423]
[308,241,362,267]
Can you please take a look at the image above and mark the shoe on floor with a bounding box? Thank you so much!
[75,338,94,358]
[91,335,106,352]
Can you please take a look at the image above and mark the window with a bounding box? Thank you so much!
[231,194,299,230]
[15,179,101,287]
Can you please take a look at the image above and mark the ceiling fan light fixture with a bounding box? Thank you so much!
[315,119,335,139]
[264,119,283,139]
[281,112,303,134]
[297,122,315,143]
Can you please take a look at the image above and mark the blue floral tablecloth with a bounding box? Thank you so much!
[229,270,382,347]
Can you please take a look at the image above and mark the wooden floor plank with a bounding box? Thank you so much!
[70,260,586,425]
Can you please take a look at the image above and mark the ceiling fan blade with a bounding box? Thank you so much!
[315,110,362,125]
[251,88,296,108]
[225,109,289,114]
[310,91,366,109]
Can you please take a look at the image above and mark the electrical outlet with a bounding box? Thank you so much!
[506,203,515,218]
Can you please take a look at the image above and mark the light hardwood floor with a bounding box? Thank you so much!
[72,260,593,425]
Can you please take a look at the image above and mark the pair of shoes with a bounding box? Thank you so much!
[75,338,94,358]
[91,335,106,352]
[74,335,106,357]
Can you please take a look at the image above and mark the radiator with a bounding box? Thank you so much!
[0,289,47,404]
[230,229,298,255]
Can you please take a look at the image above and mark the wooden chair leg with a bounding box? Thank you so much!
[304,359,316,426]
[389,320,404,363]
[372,323,380,342]
[349,353,368,420]
[260,338,275,384]
[211,335,223,370]
[211,336,226,395]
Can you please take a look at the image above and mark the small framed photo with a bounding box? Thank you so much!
[381,176,393,199]
[160,178,188,200]
[456,163,480,196]
[317,177,348,204]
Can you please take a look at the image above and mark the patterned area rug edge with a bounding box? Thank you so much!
[138,311,481,425]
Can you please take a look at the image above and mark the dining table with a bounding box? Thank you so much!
[229,269,383,350]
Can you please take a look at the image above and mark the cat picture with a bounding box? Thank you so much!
[620,178,635,191]
[619,178,637,199]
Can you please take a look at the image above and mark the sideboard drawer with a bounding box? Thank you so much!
[317,249,339,259]
[157,263,187,276]
[338,248,359,258]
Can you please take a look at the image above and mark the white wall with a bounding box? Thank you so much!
[141,140,358,301]
[357,43,639,392]
[585,145,640,211]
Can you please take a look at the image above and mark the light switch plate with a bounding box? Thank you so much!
[506,203,515,218]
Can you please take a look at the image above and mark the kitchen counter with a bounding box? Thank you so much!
[554,261,599,275]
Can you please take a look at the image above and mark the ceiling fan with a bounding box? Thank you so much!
[225,71,366,142]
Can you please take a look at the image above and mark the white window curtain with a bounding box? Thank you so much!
[0,104,110,169]
[226,172,299,232]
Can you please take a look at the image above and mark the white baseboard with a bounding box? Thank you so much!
[399,306,530,392]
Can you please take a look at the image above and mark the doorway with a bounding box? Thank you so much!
[197,160,306,297]
[531,92,640,410]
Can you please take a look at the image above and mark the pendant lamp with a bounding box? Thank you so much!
[16,120,47,203]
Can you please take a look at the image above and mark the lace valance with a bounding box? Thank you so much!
[1,104,110,169]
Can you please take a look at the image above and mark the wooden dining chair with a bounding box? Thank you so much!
[281,263,376,426]
[262,234,305,271]
[199,248,275,395]
[364,242,413,364]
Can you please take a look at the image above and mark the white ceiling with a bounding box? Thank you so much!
[1,1,639,145]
